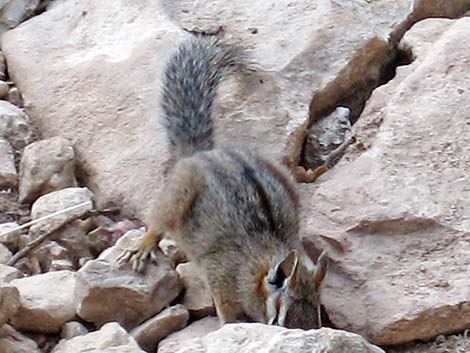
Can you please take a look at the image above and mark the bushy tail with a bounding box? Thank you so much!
[161,36,251,160]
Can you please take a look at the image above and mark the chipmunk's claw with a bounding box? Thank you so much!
[117,247,158,273]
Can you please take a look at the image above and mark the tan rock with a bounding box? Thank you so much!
[52,322,145,353]
[10,270,77,333]
[0,243,12,264]
[75,229,182,330]
[158,316,220,353]
[0,100,35,150]
[0,285,20,327]
[0,264,23,283]
[0,80,9,99]
[301,17,470,345]
[0,137,16,189]
[130,304,189,352]
[60,321,88,339]
[0,324,41,353]
[8,87,23,108]
[19,137,78,204]
[176,262,214,317]
[0,0,443,223]
[0,222,20,251]
[160,324,384,353]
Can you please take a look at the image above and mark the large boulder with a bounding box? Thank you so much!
[302,17,470,345]
[2,0,462,222]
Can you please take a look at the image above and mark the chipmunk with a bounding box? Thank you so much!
[118,36,328,329]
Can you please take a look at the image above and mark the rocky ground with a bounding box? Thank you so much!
[0,0,469,353]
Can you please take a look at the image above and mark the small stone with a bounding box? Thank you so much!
[75,229,182,330]
[0,243,12,264]
[0,137,16,189]
[50,259,75,272]
[60,321,88,339]
[7,87,23,107]
[0,222,20,251]
[158,317,220,353]
[19,137,78,204]
[0,80,9,99]
[29,188,94,266]
[176,262,214,317]
[0,264,23,283]
[130,304,189,352]
[0,101,35,150]
[0,285,20,327]
[159,237,187,265]
[10,270,77,333]
[0,324,41,353]
[52,322,145,353]
[0,52,5,81]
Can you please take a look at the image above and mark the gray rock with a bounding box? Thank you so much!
[130,304,189,352]
[75,229,182,330]
[0,324,41,353]
[0,285,20,327]
[0,100,35,150]
[0,0,40,33]
[0,243,12,264]
[52,322,145,353]
[176,262,214,318]
[0,52,6,80]
[158,316,220,353]
[0,137,16,189]
[10,270,77,333]
[0,222,20,251]
[28,187,94,269]
[60,321,88,339]
[19,137,78,204]
[0,264,23,283]
[161,323,384,353]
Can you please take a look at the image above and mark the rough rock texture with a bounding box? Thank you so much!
[0,243,12,264]
[60,320,88,339]
[176,262,214,317]
[19,136,78,204]
[0,264,23,282]
[28,187,94,269]
[0,100,35,150]
[0,0,39,33]
[0,324,41,353]
[0,221,20,250]
[52,322,145,353]
[160,324,385,353]
[0,137,16,188]
[158,316,220,353]
[159,237,187,265]
[301,17,470,345]
[0,0,452,223]
[9,270,77,333]
[0,285,20,327]
[130,304,189,352]
[75,229,182,330]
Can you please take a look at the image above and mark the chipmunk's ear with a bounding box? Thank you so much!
[269,250,299,289]
[313,250,328,288]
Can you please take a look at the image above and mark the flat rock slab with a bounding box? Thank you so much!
[301,17,470,345]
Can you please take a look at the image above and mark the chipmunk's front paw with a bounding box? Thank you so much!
[117,246,159,273]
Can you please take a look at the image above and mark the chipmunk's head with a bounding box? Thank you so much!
[264,250,328,329]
